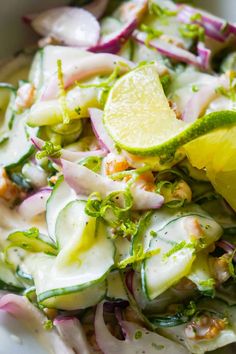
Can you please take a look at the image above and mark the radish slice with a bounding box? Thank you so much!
[41,54,134,100]
[54,317,93,354]
[89,108,116,152]
[61,159,164,210]
[182,74,230,122]
[89,0,148,53]
[177,5,230,42]
[95,302,189,354]
[18,188,52,220]
[84,0,109,19]
[133,30,205,68]
[31,137,106,163]
[0,294,74,354]
[31,7,100,47]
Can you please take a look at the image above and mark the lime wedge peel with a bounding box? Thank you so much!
[104,64,236,158]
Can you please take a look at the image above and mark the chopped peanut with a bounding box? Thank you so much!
[0,168,24,202]
[15,83,35,110]
[185,314,227,340]
[49,175,59,185]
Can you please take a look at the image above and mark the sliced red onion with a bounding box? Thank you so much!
[31,137,106,163]
[89,0,147,54]
[18,188,52,220]
[89,108,116,152]
[61,160,164,210]
[41,53,133,101]
[31,7,100,47]
[133,30,205,68]
[197,42,211,70]
[0,294,74,354]
[177,5,229,42]
[182,74,230,122]
[84,0,109,19]
[54,316,93,354]
[95,302,189,354]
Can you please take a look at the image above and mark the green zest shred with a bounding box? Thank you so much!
[36,141,61,159]
[162,241,195,261]
[118,244,160,269]
[140,24,163,46]
[57,59,70,124]
[179,23,205,41]
[148,1,177,17]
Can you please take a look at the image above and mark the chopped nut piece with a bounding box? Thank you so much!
[185,314,227,340]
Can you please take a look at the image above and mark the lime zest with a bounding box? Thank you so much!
[57,59,70,124]
[179,23,205,41]
[117,245,161,269]
[162,241,195,261]
[36,141,61,159]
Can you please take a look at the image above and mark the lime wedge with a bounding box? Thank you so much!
[104,64,236,157]
[184,126,236,211]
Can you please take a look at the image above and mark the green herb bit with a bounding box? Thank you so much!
[140,24,163,46]
[57,59,70,124]
[183,300,197,317]
[216,72,236,101]
[162,241,194,261]
[190,13,203,21]
[117,244,160,269]
[148,1,177,17]
[199,278,216,289]
[134,330,143,339]
[43,320,53,330]
[179,23,205,42]
[36,141,62,159]
[79,156,102,173]
[77,65,121,90]
[192,85,199,92]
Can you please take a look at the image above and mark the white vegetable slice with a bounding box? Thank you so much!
[0,294,73,354]
[31,7,100,47]
[61,159,164,210]
[95,302,189,354]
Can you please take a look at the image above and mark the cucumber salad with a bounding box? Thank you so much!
[1,0,236,353]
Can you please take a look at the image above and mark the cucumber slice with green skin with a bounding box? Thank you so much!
[28,200,114,310]
[0,254,24,293]
[159,299,236,354]
[0,112,38,168]
[106,270,128,301]
[0,83,16,118]
[29,45,94,89]
[46,176,77,242]
[139,204,222,300]
[187,251,215,297]
[7,230,58,256]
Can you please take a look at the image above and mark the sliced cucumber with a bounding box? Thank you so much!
[187,251,215,296]
[46,176,77,241]
[106,270,128,301]
[140,204,222,300]
[28,200,114,309]
[0,112,38,168]
[29,45,93,89]
[0,253,24,293]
